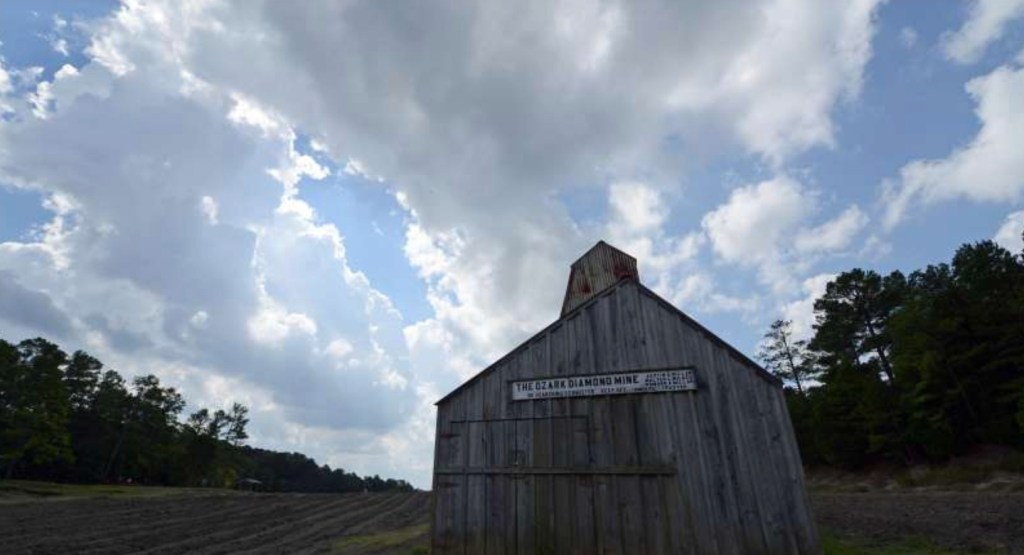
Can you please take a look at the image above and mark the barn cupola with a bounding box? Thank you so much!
[560,240,639,316]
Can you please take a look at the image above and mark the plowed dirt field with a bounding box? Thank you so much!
[813,490,1024,553]
[4,487,1024,553]
[0,490,431,555]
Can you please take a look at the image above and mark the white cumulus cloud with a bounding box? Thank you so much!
[703,176,867,294]
[782,273,836,340]
[0,0,890,487]
[943,0,1024,64]
[795,205,869,253]
[994,210,1024,251]
[703,176,811,266]
[883,59,1024,228]
[0,30,419,484]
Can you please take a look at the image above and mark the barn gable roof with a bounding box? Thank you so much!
[436,275,780,406]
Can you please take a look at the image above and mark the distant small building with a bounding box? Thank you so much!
[236,478,263,491]
[430,241,819,554]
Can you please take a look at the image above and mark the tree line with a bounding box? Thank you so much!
[0,337,414,492]
[758,236,1024,468]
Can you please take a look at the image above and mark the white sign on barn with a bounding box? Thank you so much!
[511,368,696,400]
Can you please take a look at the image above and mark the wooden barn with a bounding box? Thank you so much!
[430,241,819,554]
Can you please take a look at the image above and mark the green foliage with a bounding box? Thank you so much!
[180,403,250,486]
[331,524,429,554]
[0,338,73,478]
[776,237,1024,469]
[236,446,415,493]
[0,336,414,494]
[821,531,987,555]
[810,269,905,384]
[0,479,191,499]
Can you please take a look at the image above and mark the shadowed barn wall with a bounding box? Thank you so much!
[431,242,819,554]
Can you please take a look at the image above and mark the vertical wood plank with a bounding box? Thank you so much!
[483,363,502,421]
[635,391,669,555]
[614,286,647,555]
[750,376,800,554]
[667,310,725,554]
[695,336,747,555]
[514,345,536,555]
[667,392,712,552]
[532,371,555,552]
[713,349,770,553]
[571,415,596,555]
[587,299,620,555]
[639,295,693,555]
[550,417,573,555]
[484,370,508,555]
[436,476,465,555]
[737,361,793,553]
[504,418,519,555]
[465,382,487,555]
[449,393,468,555]
[611,396,645,555]
[591,404,617,553]
[546,316,575,555]
[769,382,821,553]
[626,286,666,554]
[515,419,536,555]
[485,421,509,555]
[568,310,597,555]
[432,402,456,555]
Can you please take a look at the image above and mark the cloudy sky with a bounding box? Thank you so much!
[1,0,1023,488]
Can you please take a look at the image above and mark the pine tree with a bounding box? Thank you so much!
[756,319,817,394]
[810,269,906,385]
[0,339,73,478]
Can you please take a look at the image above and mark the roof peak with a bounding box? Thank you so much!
[561,240,639,316]
[570,240,635,267]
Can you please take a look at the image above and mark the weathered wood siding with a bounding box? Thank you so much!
[561,241,639,317]
[432,279,820,554]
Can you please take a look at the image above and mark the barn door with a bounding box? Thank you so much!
[432,416,591,554]
[512,414,595,555]
[434,403,679,555]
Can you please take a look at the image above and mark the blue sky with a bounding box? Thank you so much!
[1,0,1023,488]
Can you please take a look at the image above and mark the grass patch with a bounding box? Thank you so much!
[807,452,1024,492]
[823,531,1001,555]
[895,465,993,489]
[332,524,429,554]
[0,479,196,500]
